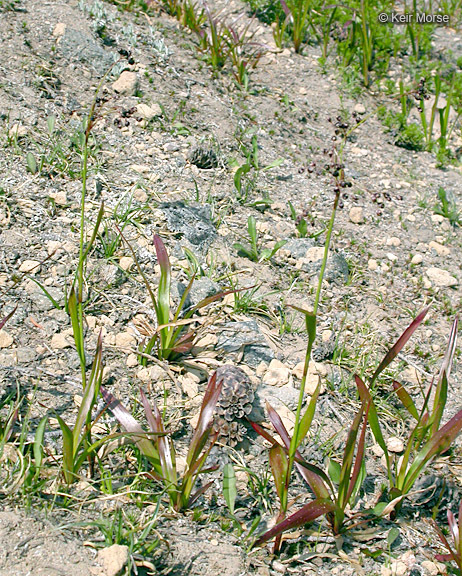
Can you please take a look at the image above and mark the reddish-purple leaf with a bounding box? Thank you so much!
[337,401,365,508]
[186,372,223,467]
[254,499,334,547]
[269,444,288,504]
[140,389,176,484]
[438,317,458,384]
[101,386,161,469]
[0,306,16,330]
[249,420,280,445]
[345,402,370,506]
[153,235,171,329]
[266,402,329,499]
[371,307,429,384]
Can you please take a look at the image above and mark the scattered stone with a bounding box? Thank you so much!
[19,260,40,274]
[217,320,274,368]
[8,123,27,139]
[181,374,199,398]
[425,267,458,287]
[53,22,66,37]
[431,214,445,224]
[51,331,73,349]
[136,102,162,120]
[163,142,180,152]
[354,103,366,115]
[411,254,423,265]
[264,359,291,386]
[368,258,378,270]
[126,353,138,367]
[421,560,439,576]
[59,27,115,75]
[386,237,401,247]
[387,436,404,453]
[349,206,364,224]
[428,241,450,256]
[160,201,216,256]
[98,544,129,576]
[119,256,134,271]
[387,253,398,262]
[389,560,408,576]
[0,331,13,348]
[112,71,138,95]
[114,331,136,347]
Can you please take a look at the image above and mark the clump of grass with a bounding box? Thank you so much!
[101,369,223,511]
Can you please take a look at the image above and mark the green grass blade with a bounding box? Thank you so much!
[33,416,47,472]
[56,414,74,484]
[82,202,105,261]
[68,287,86,372]
[392,381,419,420]
[73,333,103,451]
[223,463,237,515]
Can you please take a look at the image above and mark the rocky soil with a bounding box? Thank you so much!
[0,0,461,574]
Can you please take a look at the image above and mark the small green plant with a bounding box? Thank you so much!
[433,502,462,574]
[55,334,104,484]
[434,186,461,227]
[101,369,223,511]
[233,215,287,262]
[356,313,462,517]
[121,233,230,362]
[232,134,282,204]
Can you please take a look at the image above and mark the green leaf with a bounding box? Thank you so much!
[68,287,85,371]
[328,459,341,484]
[388,527,400,548]
[47,115,56,135]
[223,463,237,515]
[392,381,419,420]
[73,333,103,451]
[26,152,37,174]
[56,414,74,484]
[33,416,47,472]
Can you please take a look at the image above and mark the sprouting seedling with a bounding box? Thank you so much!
[233,215,287,262]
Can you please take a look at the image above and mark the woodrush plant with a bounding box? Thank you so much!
[120,232,230,362]
[355,312,461,516]
[248,140,349,551]
[101,369,223,511]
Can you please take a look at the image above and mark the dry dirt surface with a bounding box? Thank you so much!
[0,0,461,574]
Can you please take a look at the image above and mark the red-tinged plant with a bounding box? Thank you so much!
[356,312,461,515]
[101,370,223,511]
[120,232,232,362]
[251,389,370,548]
[433,502,462,574]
